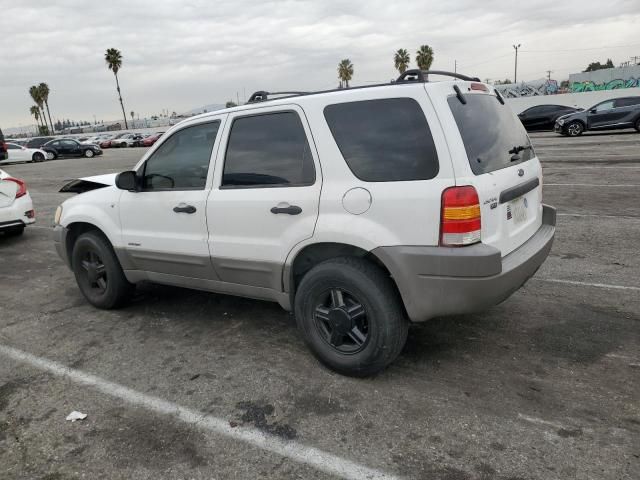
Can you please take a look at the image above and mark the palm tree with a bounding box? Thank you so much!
[337,59,354,88]
[38,83,55,134]
[130,110,135,127]
[29,85,48,134]
[29,105,41,130]
[394,49,410,74]
[105,48,129,129]
[416,45,435,71]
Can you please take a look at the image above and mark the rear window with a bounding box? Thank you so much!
[324,98,439,182]
[614,97,640,107]
[448,94,534,175]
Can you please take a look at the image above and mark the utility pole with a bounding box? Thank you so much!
[454,60,457,73]
[546,70,553,81]
[513,44,521,83]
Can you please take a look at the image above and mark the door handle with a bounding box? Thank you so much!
[173,203,197,214]
[270,205,302,215]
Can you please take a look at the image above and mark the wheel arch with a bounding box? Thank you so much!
[285,242,405,314]
[64,222,112,264]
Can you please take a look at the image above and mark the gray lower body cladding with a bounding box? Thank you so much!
[54,205,556,322]
[372,205,556,322]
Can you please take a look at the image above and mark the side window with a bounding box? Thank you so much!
[324,98,439,182]
[7,144,19,150]
[63,140,78,147]
[142,121,220,190]
[595,101,614,112]
[614,97,640,108]
[222,112,315,188]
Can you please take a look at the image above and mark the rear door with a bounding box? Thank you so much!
[612,97,640,126]
[206,105,321,291]
[434,83,543,256]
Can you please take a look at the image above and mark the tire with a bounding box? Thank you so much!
[294,257,408,377]
[4,226,24,237]
[71,231,134,309]
[566,121,584,137]
[84,149,94,158]
[634,118,640,132]
[32,152,45,162]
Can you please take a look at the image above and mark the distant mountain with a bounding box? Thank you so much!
[182,103,225,116]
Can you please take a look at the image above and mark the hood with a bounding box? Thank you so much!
[59,173,118,193]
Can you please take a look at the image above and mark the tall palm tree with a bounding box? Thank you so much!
[105,48,129,129]
[29,85,48,134]
[337,59,354,88]
[130,110,135,127]
[38,83,55,134]
[416,45,435,71]
[394,49,410,74]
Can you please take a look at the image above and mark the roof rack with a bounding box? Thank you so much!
[247,91,309,103]
[396,69,481,83]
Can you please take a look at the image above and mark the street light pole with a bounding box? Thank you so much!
[513,44,521,83]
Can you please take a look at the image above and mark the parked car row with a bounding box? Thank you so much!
[98,131,164,148]
[518,96,640,136]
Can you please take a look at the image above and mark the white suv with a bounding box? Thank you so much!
[54,70,555,376]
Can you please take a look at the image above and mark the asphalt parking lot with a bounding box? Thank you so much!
[1,131,639,480]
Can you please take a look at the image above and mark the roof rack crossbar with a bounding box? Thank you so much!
[396,69,481,83]
[247,91,309,103]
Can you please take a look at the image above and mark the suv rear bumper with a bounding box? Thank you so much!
[372,205,556,322]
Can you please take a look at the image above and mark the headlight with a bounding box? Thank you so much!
[558,119,565,126]
[54,205,63,225]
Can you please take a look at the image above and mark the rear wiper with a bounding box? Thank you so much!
[508,145,532,155]
[509,144,533,162]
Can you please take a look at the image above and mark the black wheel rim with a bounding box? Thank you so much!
[80,250,108,293]
[314,288,369,354]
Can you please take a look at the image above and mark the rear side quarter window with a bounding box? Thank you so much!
[323,98,439,182]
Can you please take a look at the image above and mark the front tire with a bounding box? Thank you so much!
[634,118,640,132]
[32,152,45,162]
[4,226,24,237]
[566,121,584,137]
[84,149,94,158]
[294,257,408,377]
[71,231,134,309]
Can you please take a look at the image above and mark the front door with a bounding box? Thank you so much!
[207,106,321,291]
[588,100,618,129]
[119,118,224,279]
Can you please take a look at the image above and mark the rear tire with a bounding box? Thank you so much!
[294,257,408,377]
[634,118,640,132]
[566,121,584,137]
[71,231,134,309]
[32,152,45,162]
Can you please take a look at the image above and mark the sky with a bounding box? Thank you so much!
[2,0,640,129]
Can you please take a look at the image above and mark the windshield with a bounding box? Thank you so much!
[448,94,534,175]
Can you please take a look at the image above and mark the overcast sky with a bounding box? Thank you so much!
[2,0,639,128]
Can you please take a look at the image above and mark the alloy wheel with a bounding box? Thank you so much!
[314,288,369,354]
[80,251,108,293]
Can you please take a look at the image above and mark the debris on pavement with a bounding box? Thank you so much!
[66,411,88,422]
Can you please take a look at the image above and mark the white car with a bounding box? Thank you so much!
[53,70,556,376]
[82,135,109,145]
[2,143,51,163]
[0,169,35,236]
[110,133,139,148]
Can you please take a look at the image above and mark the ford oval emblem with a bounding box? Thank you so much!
[517,168,525,177]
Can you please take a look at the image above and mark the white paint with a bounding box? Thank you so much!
[558,213,640,220]
[517,413,570,431]
[545,183,640,187]
[0,344,402,480]
[535,278,640,292]
[505,87,640,114]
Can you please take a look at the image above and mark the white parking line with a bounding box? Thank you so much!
[558,213,640,219]
[544,183,640,187]
[535,278,640,292]
[0,344,401,480]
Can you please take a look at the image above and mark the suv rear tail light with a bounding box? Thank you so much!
[5,177,27,199]
[440,186,481,247]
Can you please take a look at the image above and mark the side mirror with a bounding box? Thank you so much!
[589,108,597,114]
[115,171,138,191]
